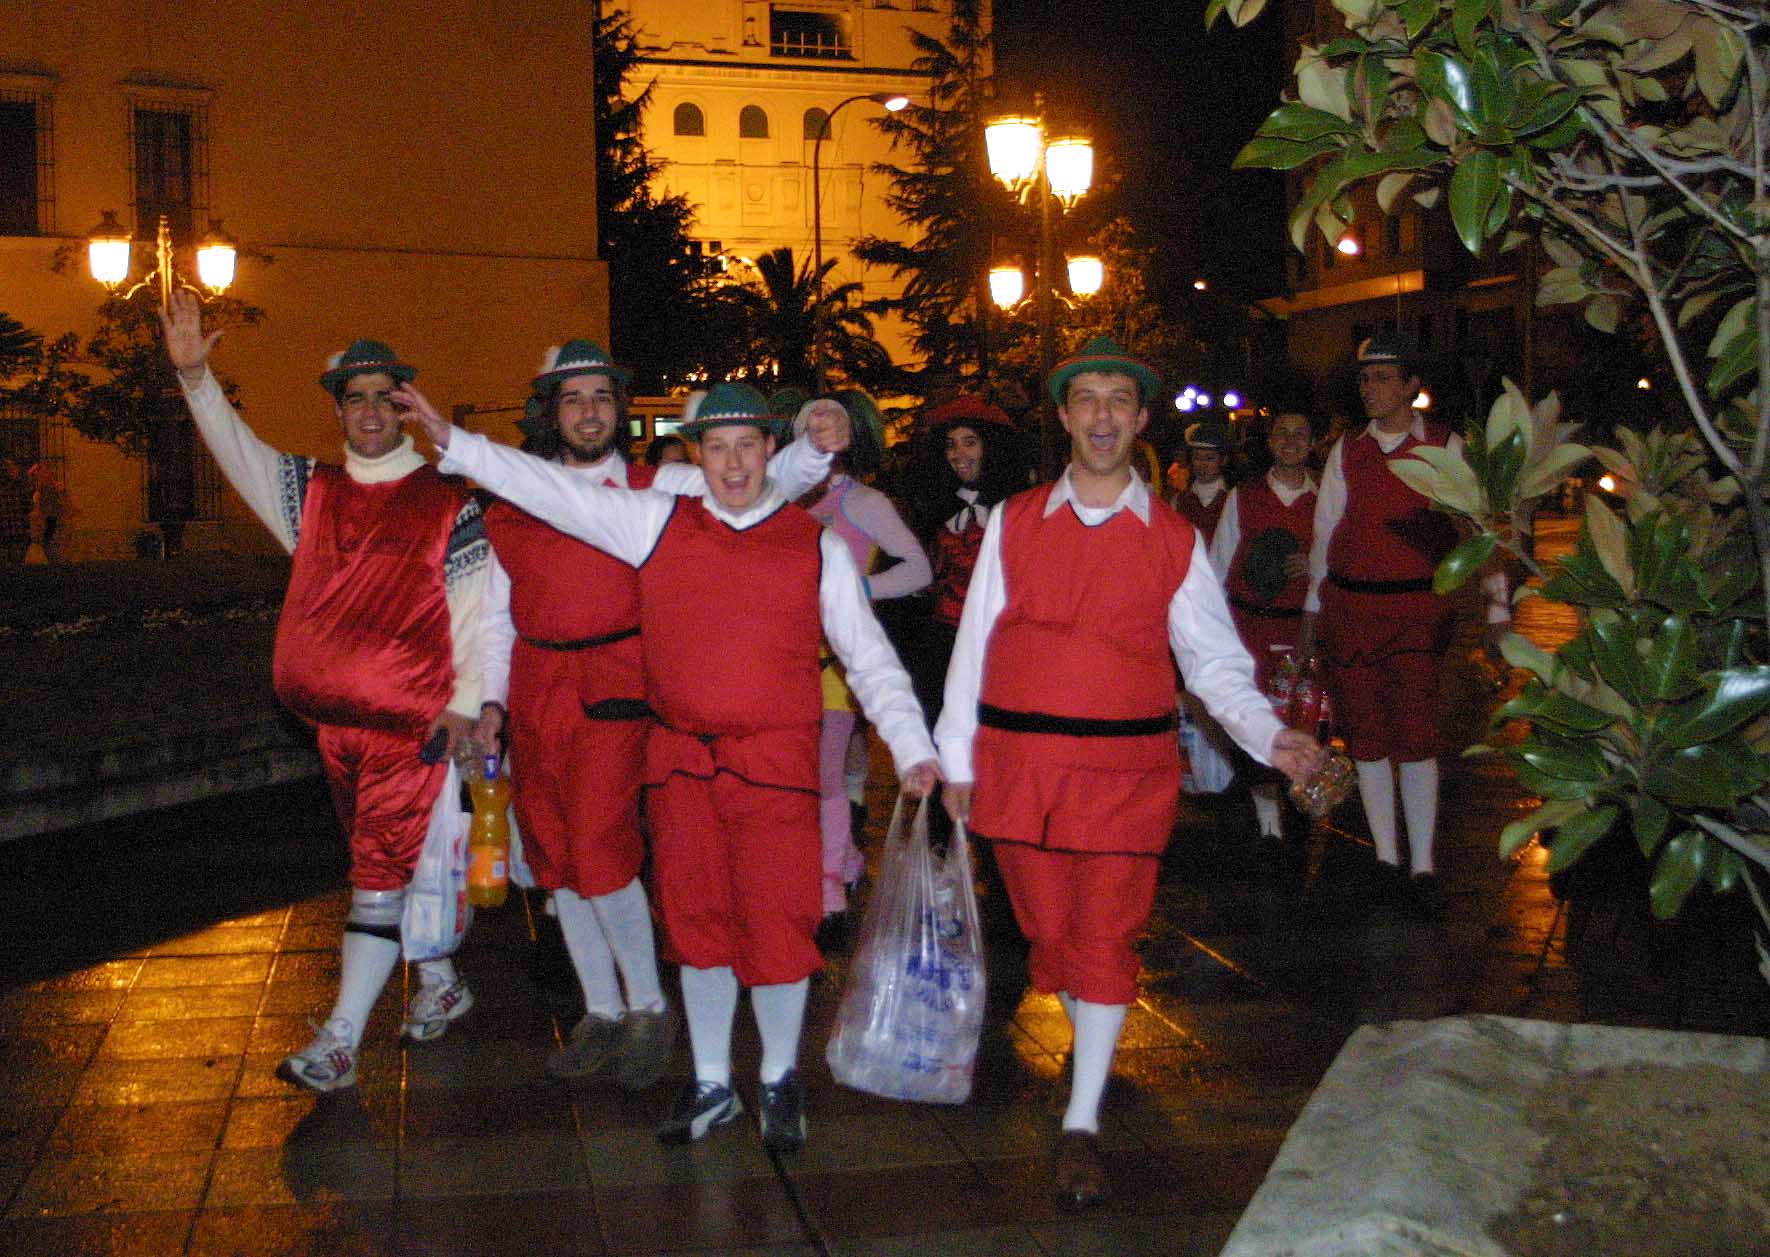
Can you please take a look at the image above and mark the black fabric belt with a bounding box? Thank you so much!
[521,625,640,651]
[1229,597,1304,620]
[581,697,655,722]
[1328,571,1434,596]
[978,702,1177,738]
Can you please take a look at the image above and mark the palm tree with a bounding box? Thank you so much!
[720,248,889,392]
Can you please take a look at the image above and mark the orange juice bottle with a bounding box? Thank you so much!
[467,754,510,908]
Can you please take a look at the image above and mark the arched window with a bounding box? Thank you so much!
[672,102,705,137]
[739,105,770,139]
[802,107,829,141]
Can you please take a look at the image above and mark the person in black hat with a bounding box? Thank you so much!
[408,381,938,1157]
[936,335,1326,1210]
[160,291,489,1091]
[1171,418,1233,545]
[1299,332,1510,910]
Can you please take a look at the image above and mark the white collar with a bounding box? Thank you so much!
[1364,414,1428,447]
[1267,467,1316,501]
[1044,465,1151,525]
[344,434,425,484]
[565,450,629,484]
[705,481,786,530]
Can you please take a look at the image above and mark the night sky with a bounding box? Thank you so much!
[992,0,1290,308]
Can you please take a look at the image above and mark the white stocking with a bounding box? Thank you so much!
[329,929,399,1050]
[554,888,623,1019]
[1062,1000,1127,1134]
[750,978,810,1085]
[1399,758,1440,875]
[678,964,738,1088]
[1355,758,1399,866]
[1252,785,1282,838]
[589,878,665,1013]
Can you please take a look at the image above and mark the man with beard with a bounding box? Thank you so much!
[474,343,845,1087]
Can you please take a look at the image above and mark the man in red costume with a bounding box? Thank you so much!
[937,335,1325,1210]
[1300,332,1510,907]
[161,292,486,1092]
[409,381,938,1156]
[473,342,841,1088]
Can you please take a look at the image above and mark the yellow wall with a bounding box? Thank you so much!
[1,1,608,558]
[630,1,989,368]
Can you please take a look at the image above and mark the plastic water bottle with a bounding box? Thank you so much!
[467,753,510,908]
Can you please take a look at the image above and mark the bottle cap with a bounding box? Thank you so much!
[483,752,499,780]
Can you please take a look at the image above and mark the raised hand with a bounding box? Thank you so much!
[805,404,852,456]
[392,383,453,449]
[158,289,222,374]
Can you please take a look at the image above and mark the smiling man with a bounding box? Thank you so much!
[160,292,488,1093]
[935,335,1325,1211]
[406,380,938,1156]
[474,343,842,1090]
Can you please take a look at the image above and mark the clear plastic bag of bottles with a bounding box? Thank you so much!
[826,794,985,1104]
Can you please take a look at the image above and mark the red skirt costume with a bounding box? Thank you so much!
[637,499,826,986]
[970,485,1196,1004]
[1319,425,1460,762]
[273,464,463,892]
[1223,477,1315,691]
[483,462,658,899]
[1174,485,1227,547]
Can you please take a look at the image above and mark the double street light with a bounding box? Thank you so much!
[985,97,1094,479]
[811,90,909,393]
[86,210,239,306]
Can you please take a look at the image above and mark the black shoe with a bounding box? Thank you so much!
[758,1070,807,1154]
[656,1080,742,1146]
[1408,871,1447,919]
[1054,1129,1107,1210]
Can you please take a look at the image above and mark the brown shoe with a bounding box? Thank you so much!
[1054,1129,1107,1211]
[612,1003,679,1092]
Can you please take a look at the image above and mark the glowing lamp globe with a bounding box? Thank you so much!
[989,265,1026,309]
[86,211,132,287]
[196,221,238,293]
[985,117,1042,187]
[1067,255,1104,297]
[1043,137,1093,204]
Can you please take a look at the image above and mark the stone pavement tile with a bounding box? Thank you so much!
[48,1099,229,1157]
[1103,1065,1311,1151]
[397,1189,604,1257]
[20,960,144,994]
[265,950,339,986]
[0,1103,59,1207]
[0,1208,193,1256]
[98,1016,253,1060]
[222,1091,399,1151]
[286,896,352,928]
[830,1223,1046,1255]
[148,926,286,957]
[974,1141,1273,1227]
[1157,1001,1348,1074]
[569,1077,693,1135]
[135,954,272,989]
[0,1025,104,1106]
[787,1106,968,1174]
[593,1173,806,1253]
[580,1121,776,1187]
[203,1143,397,1208]
[401,1081,576,1139]
[399,1130,587,1198]
[72,1054,242,1106]
[7,1147,211,1217]
[402,1029,555,1091]
[0,987,128,1029]
[930,1098,1137,1162]
[1027,1208,1241,1257]
[280,923,344,952]
[793,1162,1024,1238]
[116,985,264,1023]
[186,1202,396,1257]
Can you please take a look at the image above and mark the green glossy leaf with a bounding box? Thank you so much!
[1708,327,1756,396]
[1469,47,1516,137]
[1545,804,1620,873]
[1519,732,1608,786]
[1515,88,1578,138]
[1288,144,1442,252]
[1511,757,1595,802]
[1256,102,1363,142]
[1435,531,1497,595]
[1517,442,1594,500]
[1644,614,1696,701]
[1706,297,1753,357]
[1706,847,1746,894]
[1449,151,1501,255]
[1649,830,1708,919]
[1235,134,1346,171]
[1584,496,1634,598]
[1483,428,1526,507]
[1589,615,1650,706]
[1525,107,1586,150]
[1453,0,1493,58]
[1499,632,1556,684]
[1631,792,1671,857]
[1499,798,1585,858]
[1397,0,1436,39]
[1659,668,1770,748]
[1496,684,1614,733]
[1417,50,1475,117]
[1642,744,1737,809]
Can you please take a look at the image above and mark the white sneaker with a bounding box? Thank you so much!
[403,979,474,1042]
[278,1017,358,1092]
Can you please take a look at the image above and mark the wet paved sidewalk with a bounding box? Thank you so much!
[4,528,1768,1255]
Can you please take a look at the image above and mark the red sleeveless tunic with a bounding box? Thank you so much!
[1223,476,1315,689]
[272,463,461,736]
[972,484,1195,854]
[1175,484,1227,546]
[932,503,988,627]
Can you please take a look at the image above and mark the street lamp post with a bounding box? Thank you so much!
[811,90,908,393]
[86,210,238,306]
[986,95,1092,479]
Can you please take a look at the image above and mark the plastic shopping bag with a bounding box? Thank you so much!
[826,794,985,1104]
[502,752,536,891]
[1180,693,1236,794]
[402,758,473,961]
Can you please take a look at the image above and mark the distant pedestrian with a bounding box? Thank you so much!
[645,434,688,466]
[1169,420,1232,546]
[161,291,489,1092]
[27,460,64,563]
[0,459,30,564]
